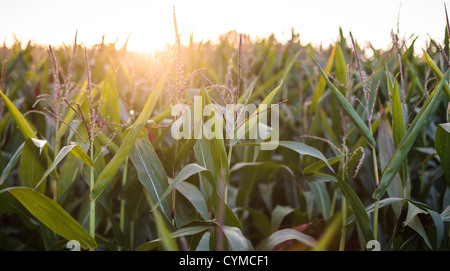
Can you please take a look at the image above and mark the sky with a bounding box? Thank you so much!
[0,0,449,53]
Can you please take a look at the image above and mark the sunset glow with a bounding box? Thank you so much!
[1,0,449,53]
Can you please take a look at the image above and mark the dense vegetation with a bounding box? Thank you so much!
[0,11,450,251]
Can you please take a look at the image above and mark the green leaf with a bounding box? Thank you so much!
[129,131,171,221]
[335,44,347,95]
[307,181,331,221]
[100,68,121,124]
[0,112,10,135]
[154,205,177,251]
[4,187,96,249]
[142,189,177,251]
[260,141,334,172]
[271,205,294,232]
[335,174,373,243]
[0,142,24,186]
[392,80,406,147]
[312,54,376,147]
[280,49,301,100]
[313,211,343,251]
[173,137,197,169]
[176,181,210,220]
[68,145,95,167]
[404,203,432,250]
[194,144,241,228]
[0,184,32,223]
[247,208,271,236]
[330,44,347,137]
[0,89,36,139]
[135,221,213,251]
[428,209,444,250]
[435,123,450,187]
[391,79,408,187]
[441,206,450,221]
[373,69,450,200]
[152,163,210,214]
[201,89,229,184]
[310,46,336,112]
[347,198,405,224]
[263,229,318,250]
[230,161,294,178]
[91,59,173,200]
[304,155,345,174]
[422,49,450,100]
[223,226,251,251]
[401,37,417,66]
[19,138,48,193]
[34,144,94,191]
[377,111,404,217]
[306,173,337,183]
[233,82,282,145]
[195,232,211,251]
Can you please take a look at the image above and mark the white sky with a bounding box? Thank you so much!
[0,0,449,53]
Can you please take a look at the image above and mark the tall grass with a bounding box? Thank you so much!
[0,8,450,251]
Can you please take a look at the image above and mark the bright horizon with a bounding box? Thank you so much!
[1,0,449,53]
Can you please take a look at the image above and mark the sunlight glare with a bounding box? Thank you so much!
[0,0,449,53]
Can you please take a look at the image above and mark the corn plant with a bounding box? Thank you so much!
[0,7,450,251]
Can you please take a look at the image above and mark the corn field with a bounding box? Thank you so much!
[0,9,450,252]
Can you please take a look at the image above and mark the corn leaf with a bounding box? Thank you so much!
[90,60,173,200]
[377,112,404,217]
[260,141,334,172]
[176,181,210,220]
[374,69,450,200]
[3,187,96,249]
[335,174,373,243]
[391,79,409,188]
[129,131,171,222]
[312,54,376,147]
[0,142,24,186]
[435,123,450,187]
[135,220,214,251]
[34,144,93,191]
[304,154,345,174]
[0,89,36,139]
[19,138,48,193]
[422,49,450,100]
[223,226,251,251]
[151,163,209,214]
[100,68,121,124]
[271,205,294,232]
[307,181,331,221]
[310,46,336,113]
[263,229,318,250]
[233,82,282,145]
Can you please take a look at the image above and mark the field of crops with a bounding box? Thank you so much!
[0,9,450,251]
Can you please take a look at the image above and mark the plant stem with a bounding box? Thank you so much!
[53,120,60,201]
[372,146,380,241]
[130,219,135,250]
[330,188,338,217]
[89,144,96,251]
[120,157,129,233]
[339,160,346,251]
[225,143,233,203]
[172,137,179,224]
[339,197,347,251]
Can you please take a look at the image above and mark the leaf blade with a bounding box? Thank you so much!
[5,187,96,249]
[311,54,376,147]
[91,59,173,200]
[374,69,450,200]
